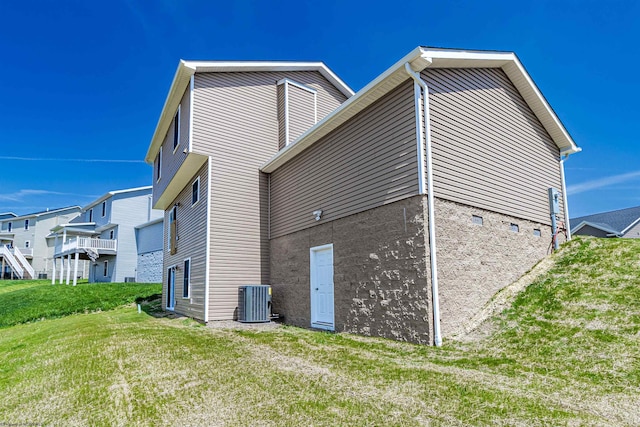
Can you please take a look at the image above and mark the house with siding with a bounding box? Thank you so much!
[145,47,580,345]
[49,186,163,285]
[0,206,81,279]
[571,206,640,238]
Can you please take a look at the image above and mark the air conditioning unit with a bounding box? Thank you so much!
[238,285,271,323]
[124,277,136,283]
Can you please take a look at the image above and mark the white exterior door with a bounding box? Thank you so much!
[310,244,334,330]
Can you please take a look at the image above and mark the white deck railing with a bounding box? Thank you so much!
[12,247,35,279]
[0,245,24,278]
[16,247,33,257]
[55,237,117,255]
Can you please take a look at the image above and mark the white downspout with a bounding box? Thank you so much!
[405,62,442,347]
[559,153,572,240]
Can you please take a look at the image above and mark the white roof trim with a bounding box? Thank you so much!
[145,61,354,163]
[621,216,640,235]
[261,46,580,173]
[83,186,152,211]
[572,221,621,236]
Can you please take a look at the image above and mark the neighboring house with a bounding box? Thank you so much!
[135,217,164,283]
[0,207,81,279]
[145,46,580,345]
[49,187,163,285]
[571,206,640,238]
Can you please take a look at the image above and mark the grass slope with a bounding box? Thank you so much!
[0,280,161,328]
[0,237,638,426]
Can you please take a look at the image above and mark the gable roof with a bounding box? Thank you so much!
[261,46,581,173]
[571,206,640,236]
[83,186,152,211]
[2,206,81,221]
[145,61,354,164]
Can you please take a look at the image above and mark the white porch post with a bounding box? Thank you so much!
[59,256,65,284]
[65,254,71,285]
[72,252,79,286]
[51,257,56,285]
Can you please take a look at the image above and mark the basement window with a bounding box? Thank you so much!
[510,223,519,233]
[533,229,541,237]
[472,215,483,225]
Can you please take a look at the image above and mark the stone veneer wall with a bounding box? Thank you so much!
[270,196,433,344]
[137,250,163,283]
[270,195,561,344]
[433,198,558,337]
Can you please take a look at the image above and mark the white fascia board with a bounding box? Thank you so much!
[262,46,580,173]
[83,186,153,211]
[144,60,353,165]
[145,61,197,164]
[621,216,640,235]
[185,61,354,98]
[261,47,428,173]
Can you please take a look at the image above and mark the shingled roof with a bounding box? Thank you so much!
[571,206,640,236]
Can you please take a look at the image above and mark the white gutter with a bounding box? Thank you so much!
[559,155,571,240]
[559,147,580,240]
[404,61,443,347]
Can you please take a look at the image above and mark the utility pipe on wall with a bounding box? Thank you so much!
[405,62,442,347]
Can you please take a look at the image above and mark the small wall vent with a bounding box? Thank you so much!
[238,285,271,323]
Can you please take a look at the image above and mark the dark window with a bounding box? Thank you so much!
[183,259,190,298]
[156,147,162,181]
[173,106,180,150]
[192,178,199,205]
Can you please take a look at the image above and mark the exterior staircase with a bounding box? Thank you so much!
[12,247,35,279]
[0,245,25,279]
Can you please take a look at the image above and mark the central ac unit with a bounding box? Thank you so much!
[238,285,271,323]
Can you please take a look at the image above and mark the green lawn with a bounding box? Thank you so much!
[0,280,160,328]
[0,237,638,426]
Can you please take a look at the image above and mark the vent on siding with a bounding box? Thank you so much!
[124,277,136,283]
[238,285,271,323]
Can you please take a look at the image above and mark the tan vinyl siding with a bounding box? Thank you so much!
[153,86,191,204]
[423,67,562,225]
[287,83,316,144]
[162,163,207,321]
[270,80,418,239]
[192,71,347,321]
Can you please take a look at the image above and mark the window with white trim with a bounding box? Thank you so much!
[173,105,181,151]
[192,177,199,206]
[183,258,190,298]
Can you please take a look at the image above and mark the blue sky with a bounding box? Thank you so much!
[0,0,638,217]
